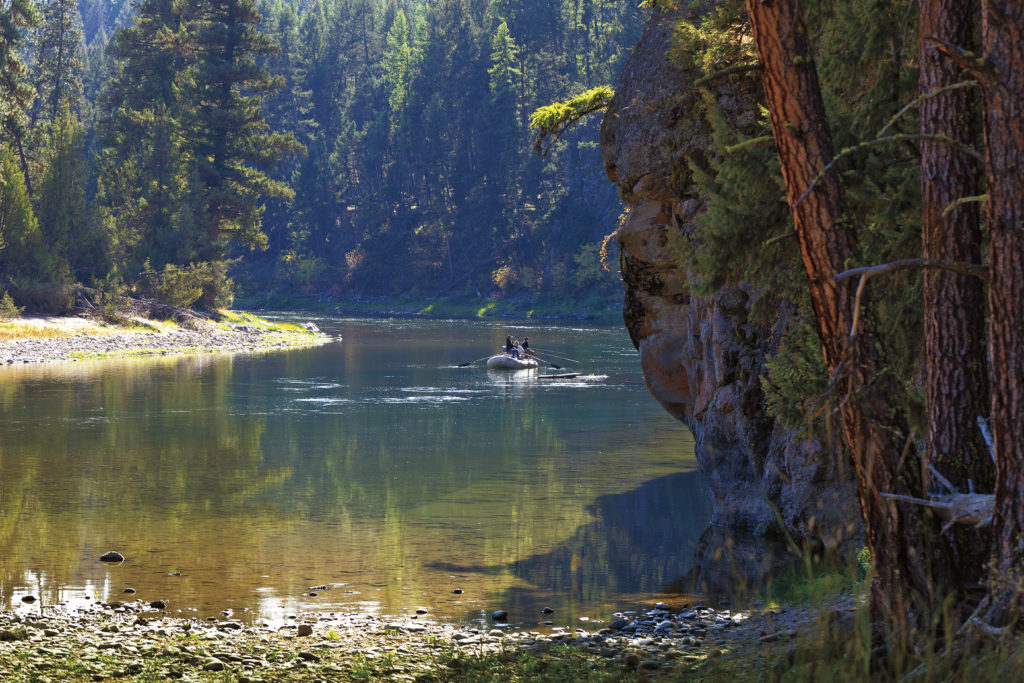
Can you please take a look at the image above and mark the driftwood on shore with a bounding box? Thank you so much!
[72,286,215,328]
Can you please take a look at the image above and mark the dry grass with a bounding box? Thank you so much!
[0,319,111,341]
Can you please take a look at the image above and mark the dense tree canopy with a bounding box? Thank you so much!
[1,0,643,311]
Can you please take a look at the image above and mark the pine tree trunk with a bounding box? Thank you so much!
[975,0,1024,630]
[744,0,950,634]
[919,0,991,588]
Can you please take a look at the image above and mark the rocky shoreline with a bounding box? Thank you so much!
[0,315,331,365]
[0,596,850,681]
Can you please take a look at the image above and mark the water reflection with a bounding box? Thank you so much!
[438,471,713,628]
[0,317,709,624]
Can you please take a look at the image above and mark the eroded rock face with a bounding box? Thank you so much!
[602,7,858,547]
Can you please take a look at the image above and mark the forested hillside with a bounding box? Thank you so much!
[0,0,644,314]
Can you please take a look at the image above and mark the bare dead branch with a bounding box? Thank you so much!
[969,615,1005,637]
[835,258,988,283]
[928,465,956,494]
[837,259,987,337]
[977,416,996,466]
[880,492,994,531]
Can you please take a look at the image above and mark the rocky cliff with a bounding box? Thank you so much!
[600,7,858,548]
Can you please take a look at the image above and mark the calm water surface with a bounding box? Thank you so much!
[0,316,710,629]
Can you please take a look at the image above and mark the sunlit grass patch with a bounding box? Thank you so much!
[218,310,312,333]
[0,323,73,341]
[0,320,113,341]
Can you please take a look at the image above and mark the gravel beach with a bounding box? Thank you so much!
[0,315,331,365]
[0,596,847,681]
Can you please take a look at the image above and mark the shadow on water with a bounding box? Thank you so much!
[429,470,714,626]
[436,471,813,628]
[664,526,800,607]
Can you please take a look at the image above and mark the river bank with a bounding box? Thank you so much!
[233,293,624,324]
[0,312,331,365]
[0,595,853,681]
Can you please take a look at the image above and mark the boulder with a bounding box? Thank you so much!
[600,5,858,546]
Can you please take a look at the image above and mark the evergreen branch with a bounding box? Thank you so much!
[876,79,978,138]
[694,63,761,87]
[763,230,796,246]
[723,135,773,154]
[837,259,988,338]
[530,86,614,156]
[793,134,983,210]
[926,36,999,82]
[943,194,987,216]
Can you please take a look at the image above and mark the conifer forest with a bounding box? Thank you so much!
[1,0,641,311]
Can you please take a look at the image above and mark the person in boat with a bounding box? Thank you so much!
[521,337,535,356]
[505,336,520,358]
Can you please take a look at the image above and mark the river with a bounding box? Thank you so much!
[0,315,710,629]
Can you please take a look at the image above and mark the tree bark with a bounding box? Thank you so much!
[919,0,991,590]
[744,0,951,635]
[975,0,1024,630]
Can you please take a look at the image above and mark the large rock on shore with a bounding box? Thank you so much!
[600,6,858,546]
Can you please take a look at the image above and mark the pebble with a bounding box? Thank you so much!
[0,592,835,681]
[608,618,630,630]
[0,320,329,366]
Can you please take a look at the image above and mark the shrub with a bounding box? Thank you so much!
[0,291,23,319]
[5,283,75,315]
[137,261,234,310]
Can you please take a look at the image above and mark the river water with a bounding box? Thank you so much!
[0,315,711,629]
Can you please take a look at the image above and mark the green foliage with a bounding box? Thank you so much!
[0,291,24,319]
[530,85,614,154]
[676,0,927,434]
[672,0,751,74]
[0,143,45,278]
[0,0,39,143]
[5,281,75,314]
[9,0,648,312]
[138,261,234,310]
[34,106,91,284]
[25,0,84,127]
[762,312,831,436]
[685,96,793,302]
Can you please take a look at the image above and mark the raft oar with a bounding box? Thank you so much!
[534,349,580,364]
[457,354,492,368]
[531,355,562,370]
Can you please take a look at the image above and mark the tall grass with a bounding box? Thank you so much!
[693,540,1024,682]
